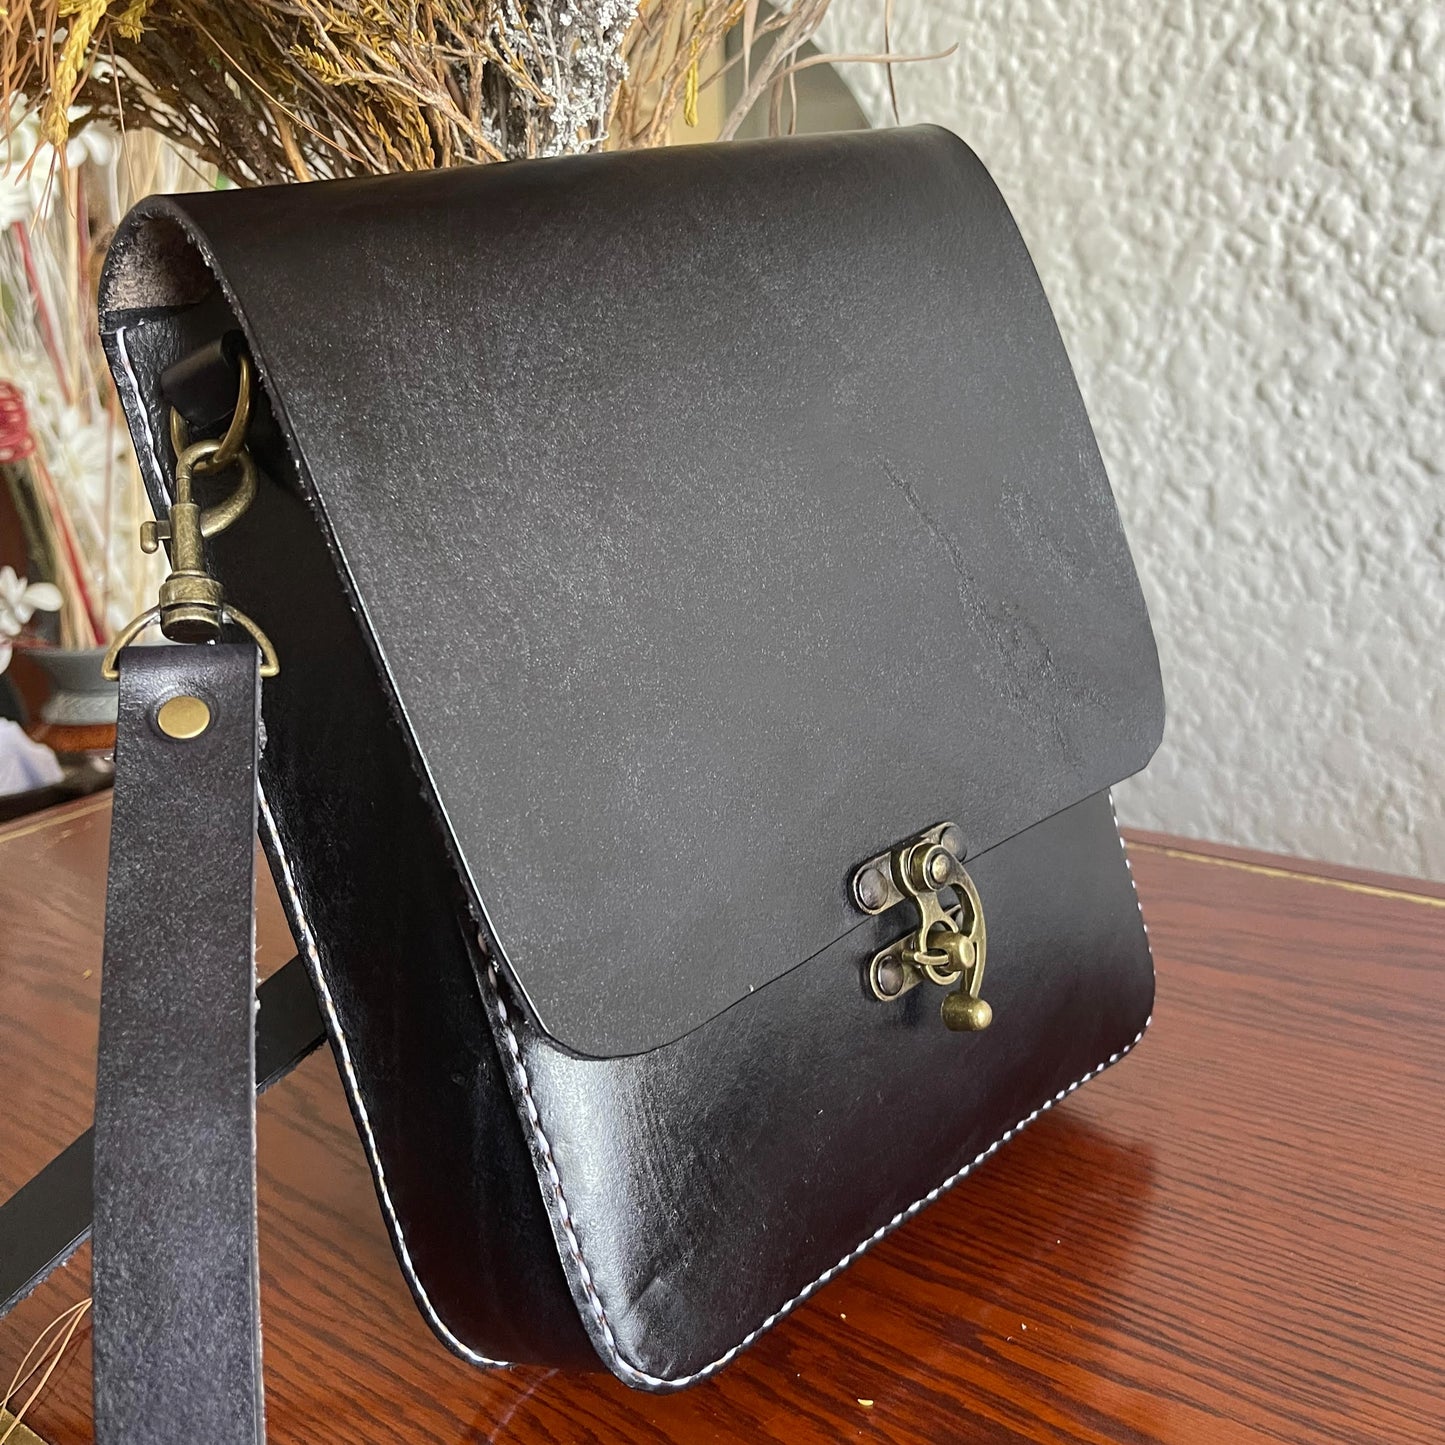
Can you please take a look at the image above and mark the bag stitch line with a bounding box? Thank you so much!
[481,795,1153,1388]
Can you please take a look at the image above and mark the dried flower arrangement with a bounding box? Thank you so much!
[2,1,936,183]
[1,102,209,656]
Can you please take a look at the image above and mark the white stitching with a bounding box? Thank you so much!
[112,329,166,484]
[482,968,630,1363]
[1109,788,1156,969]
[113,324,511,1371]
[481,791,1155,1391]
[485,961,1147,1388]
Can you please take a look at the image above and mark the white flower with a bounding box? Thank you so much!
[38,411,126,510]
[0,98,118,227]
[66,118,120,169]
[0,565,62,674]
[0,564,62,627]
[0,106,51,227]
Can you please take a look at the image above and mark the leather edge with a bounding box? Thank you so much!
[923,122,1167,769]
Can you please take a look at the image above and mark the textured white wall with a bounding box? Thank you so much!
[817,1,1445,879]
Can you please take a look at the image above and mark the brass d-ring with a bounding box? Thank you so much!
[101,606,162,681]
[100,606,278,682]
[222,606,280,678]
[169,352,253,474]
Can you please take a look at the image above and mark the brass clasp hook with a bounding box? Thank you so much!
[103,351,278,680]
[851,822,992,1032]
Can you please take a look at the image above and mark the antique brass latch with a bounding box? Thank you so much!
[102,352,278,681]
[851,822,991,1032]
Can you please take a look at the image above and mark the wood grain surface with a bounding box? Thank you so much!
[2,798,1442,1444]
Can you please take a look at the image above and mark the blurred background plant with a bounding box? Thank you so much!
[0,97,207,660]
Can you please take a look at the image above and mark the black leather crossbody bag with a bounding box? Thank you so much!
[87,126,1163,1438]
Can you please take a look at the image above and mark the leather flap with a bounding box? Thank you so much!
[100,127,1163,1058]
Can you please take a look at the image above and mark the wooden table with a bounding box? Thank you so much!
[2,796,1443,1444]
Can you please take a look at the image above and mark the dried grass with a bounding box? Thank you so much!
[2,0,948,183]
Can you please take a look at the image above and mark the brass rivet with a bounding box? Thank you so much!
[874,959,906,997]
[940,825,964,859]
[856,867,888,910]
[156,694,212,741]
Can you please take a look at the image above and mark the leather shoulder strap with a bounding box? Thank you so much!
[92,643,265,1445]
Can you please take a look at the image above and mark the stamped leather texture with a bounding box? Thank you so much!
[99,125,1163,1058]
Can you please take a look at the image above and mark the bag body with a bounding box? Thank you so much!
[99,126,1163,1387]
